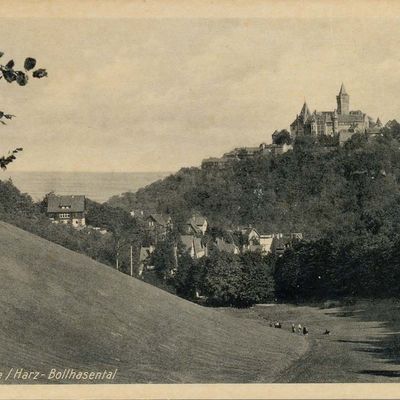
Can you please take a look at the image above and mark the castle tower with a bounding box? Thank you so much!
[299,101,311,121]
[336,83,349,115]
[332,109,338,134]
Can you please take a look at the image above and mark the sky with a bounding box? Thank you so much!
[1,15,400,172]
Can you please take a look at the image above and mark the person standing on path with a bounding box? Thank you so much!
[298,324,302,334]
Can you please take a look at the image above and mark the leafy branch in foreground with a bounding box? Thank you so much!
[0,148,23,170]
[0,52,47,169]
[0,54,47,86]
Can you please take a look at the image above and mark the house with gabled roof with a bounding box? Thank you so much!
[241,227,260,245]
[146,213,173,240]
[180,235,206,259]
[185,215,208,236]
[46,194,86,228]
[270,233,303,256]
[259,234,274,254]
[215,238,240,255]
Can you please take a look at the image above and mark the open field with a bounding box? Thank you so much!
[0,221,306,384]
[219,299,400,382]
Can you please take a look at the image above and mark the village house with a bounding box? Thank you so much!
[215,238,240,255]
[201,157,231,170]
[146,213,173,240]
[201,142,292,170]
[46,194,86,228]
[180,235,207,259]
[259,142,293,156]
[241,227,260,244]
[271,233,303,256]
[185,215,208,236]
[239,227,262,253]
[259,234,274,254]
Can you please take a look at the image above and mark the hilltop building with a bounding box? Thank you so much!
[202,142,292,170]
[290,84,382,139]
[201,83,383,170]
[46,194,86,228]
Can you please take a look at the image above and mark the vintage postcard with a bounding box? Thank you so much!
[0,0,400,399]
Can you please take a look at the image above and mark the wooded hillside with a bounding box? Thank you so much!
[108,123,400,242]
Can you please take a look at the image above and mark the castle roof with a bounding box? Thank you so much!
[337,113,365,123]
[299,102,312,120]
[338,83,348,96]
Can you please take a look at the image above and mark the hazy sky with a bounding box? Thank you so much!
[1,16,400,172]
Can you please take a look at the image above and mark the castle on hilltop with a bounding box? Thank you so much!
[202,84,384,170]
[290,84,382,139]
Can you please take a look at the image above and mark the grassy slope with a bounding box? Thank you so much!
[220,302,400,382]
[0,222,306,383]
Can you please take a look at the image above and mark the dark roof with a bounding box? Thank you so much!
[248,245,262,252]
[180,235,194,250]
[241,227,260,238]
[189,215,207,227]
[180,235,204,255]
[215,238,238,254]
[338,83,347,96]
[337,113,365,123]
[147,213,169,226]
[314,112,333,123]
[299,102,312,121]
[186,222,201,235]
[271,236,291,252]
[47,195,85,213]
[202,157,229,164]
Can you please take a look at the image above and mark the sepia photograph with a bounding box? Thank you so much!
[1,1,400,398]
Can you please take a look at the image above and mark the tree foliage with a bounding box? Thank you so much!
[0,52,47,169]
[272,129,292,145]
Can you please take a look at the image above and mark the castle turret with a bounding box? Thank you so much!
[336,83,349,115]
[299,101,311,121]
[333,109,338,133]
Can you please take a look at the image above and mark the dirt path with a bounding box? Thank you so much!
[219,301,400,382]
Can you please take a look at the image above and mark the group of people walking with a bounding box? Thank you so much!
[271,321,330,336]
[271,321,308,335]
[292,323,308,335]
